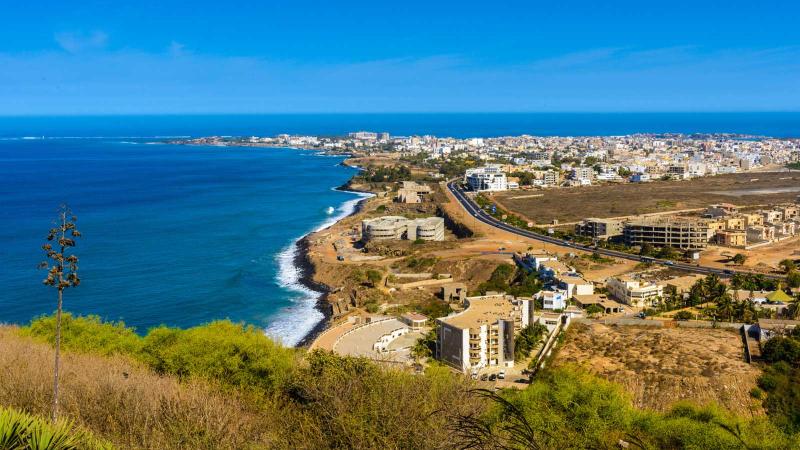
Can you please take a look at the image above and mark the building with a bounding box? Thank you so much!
[465,165,508,191]
[361,216,445,242]
[558,274,594,297]
[575,218,623,240]
[606,277,664,308]
[436,293,531,372]
[538,289,568,310]
[623,217,710,250]
[715,229,746,247]
[571,167,594,181]
[348,131,378,140]
[542,170,560,186]
[396,181,432,204]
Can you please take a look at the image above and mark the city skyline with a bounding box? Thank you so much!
[2,1,799,115]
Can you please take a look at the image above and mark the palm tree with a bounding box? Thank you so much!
[39,206,81,423]
[786,294,800,320]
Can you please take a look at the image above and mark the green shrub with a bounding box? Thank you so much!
[25,313,141,356]
[24,315,297,393]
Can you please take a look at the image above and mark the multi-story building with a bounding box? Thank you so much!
[465,165,508,191]
[623,217,710,250]
[715,229,747,247]
[606,277,664,308]
[575,218,623,240]
[361,216,445,242]
[436,293,532,372]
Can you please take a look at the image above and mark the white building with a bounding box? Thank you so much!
[465,165,508,191]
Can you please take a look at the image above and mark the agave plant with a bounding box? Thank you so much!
[0,406,112,450]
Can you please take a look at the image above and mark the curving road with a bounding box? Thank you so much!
[447,181,784,280]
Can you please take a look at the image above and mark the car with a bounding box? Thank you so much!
[480,374,488,381]
[723,269,733,274]
[497,370,506,380]
[636,312,646,319]
[470,372,478,380]
[515,378,530,384]
[336,255,344,261]
[664,261,675,266]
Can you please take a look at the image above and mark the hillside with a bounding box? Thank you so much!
[1,316,797,449]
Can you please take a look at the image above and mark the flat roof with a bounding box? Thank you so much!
[439,294,519,330]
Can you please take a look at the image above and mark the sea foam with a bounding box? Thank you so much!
[265,190,373,346]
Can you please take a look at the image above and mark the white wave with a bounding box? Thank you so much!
[265,189,373,346]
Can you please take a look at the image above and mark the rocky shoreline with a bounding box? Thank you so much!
[294,169,372,347]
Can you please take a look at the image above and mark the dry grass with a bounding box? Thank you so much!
[495,172,800,223]
[0,326,279,449]
[553,323,763,416]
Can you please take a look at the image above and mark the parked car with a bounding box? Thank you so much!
[498,370,506,380]
[515,378,530,384]
[489,374,497,381]
[480,374,488,381]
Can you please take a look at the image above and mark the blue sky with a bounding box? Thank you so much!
[1,0,799,114]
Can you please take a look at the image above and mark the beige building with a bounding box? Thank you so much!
[606,276,664,308]
[361,216,445,242]
[396,181,432,204]
[715,229,747,247]
[436,294,533,373]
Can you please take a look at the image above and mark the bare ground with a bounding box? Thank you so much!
[553,322,763,416]
[494,172,800,224]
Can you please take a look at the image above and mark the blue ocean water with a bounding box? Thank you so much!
[0,112,798,138]
[0,137,366,345]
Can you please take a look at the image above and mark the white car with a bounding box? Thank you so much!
[497,370,506,380]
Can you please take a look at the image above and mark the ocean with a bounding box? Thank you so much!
[0,137,366,346]
[1,113,798,345]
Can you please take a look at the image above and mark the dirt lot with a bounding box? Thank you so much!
[553,322,763,415]
[494,172,800,224]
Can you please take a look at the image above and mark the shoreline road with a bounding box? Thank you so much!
[447,181,785,280]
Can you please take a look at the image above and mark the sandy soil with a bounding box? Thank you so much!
[697,237,800,273]
[494,172,800,224]
[554,322,763,415]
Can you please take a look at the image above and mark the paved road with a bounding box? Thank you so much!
[447,181,784,280]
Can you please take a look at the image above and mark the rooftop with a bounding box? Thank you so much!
[438,294,521,330]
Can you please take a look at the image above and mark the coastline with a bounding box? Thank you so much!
[292,188,372,347]
[286,154,373,347]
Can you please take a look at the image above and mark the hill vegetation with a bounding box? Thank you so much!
[2,314,799,449]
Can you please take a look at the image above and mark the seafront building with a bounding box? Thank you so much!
[436,293,531,372]
[361,216,445,242]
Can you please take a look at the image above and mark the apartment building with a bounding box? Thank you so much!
[623,217,710,250]
[606,277,664,308]
[436,294,531,372]
[575,218,623,240]
[465,165,508,191]
[361,216,445,242]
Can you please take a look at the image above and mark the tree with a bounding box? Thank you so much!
[586,304,604,317]
[786,270,800,289]
[673,310,693,321]
[38,205,81,422]
[365,269,383,288]
[779,259,796,273]
[731,253,747,265]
